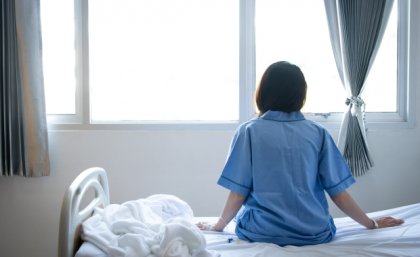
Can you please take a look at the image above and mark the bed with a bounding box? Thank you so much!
[59,167,420,257]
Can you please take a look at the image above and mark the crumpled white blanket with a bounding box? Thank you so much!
[81,194,219,257]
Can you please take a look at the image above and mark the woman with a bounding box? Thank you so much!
[198,61,403,246]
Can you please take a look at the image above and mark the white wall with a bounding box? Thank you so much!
[1,5,420,257]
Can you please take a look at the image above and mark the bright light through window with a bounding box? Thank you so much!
[41,0,76,115]
[41,0,403,124]
[255,0,397,114]
[88,0,239,122]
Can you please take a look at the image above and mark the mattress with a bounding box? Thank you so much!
[76,202,420,257]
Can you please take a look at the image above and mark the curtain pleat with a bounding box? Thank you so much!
[1,0,49,177]
[324,0,393,176]
[343,115,372,177]
[1,0,24,175]
[339,0,387,96]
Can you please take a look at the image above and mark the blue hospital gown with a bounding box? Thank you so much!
[217,111,355,246]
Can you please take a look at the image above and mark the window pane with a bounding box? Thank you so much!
[362,2,397,112]
[41,0,76,114]
[89,0,239,122]
[255,0,397,113]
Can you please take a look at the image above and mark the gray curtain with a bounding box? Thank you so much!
[324,0,394,176]
[1,0,50,176]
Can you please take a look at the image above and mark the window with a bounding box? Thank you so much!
[89,0,239,122]
[41,0,76,115]
[41,0,414,128]
[255,0,397,114]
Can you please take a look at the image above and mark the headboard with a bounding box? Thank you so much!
[58,167,110,257]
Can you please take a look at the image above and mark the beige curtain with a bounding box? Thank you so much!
[1,0,50,176]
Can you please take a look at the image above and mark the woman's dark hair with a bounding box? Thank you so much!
[255,61,307,115]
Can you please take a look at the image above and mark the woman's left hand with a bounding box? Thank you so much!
[196,222,214,231]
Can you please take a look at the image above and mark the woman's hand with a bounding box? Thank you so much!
[196,222,223,232]
[331,191,405,230]
[196,221,213,231]
[373,216,404,229]
[196,191,245,233]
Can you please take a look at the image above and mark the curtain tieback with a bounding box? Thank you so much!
[345,96,365,117]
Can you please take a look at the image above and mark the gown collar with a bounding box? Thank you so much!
[259,111,305,122]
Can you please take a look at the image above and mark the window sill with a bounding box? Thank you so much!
[47,111,415,131]
[304,112,415,131]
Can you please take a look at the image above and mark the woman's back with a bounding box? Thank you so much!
[219,110,354,245]
[200,61,403,244]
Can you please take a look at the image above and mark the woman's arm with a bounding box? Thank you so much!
[330,190,404,229]
[213,191,246,231]
[197,191,246,232]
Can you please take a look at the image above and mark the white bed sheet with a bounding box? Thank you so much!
[76,203,420,257]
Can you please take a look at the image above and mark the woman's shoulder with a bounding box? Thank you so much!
[237,117,260,130]
[236,113,331,136]
[303,118,330,132]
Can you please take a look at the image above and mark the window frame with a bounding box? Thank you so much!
[304,0,415,131]
[47,0,416,131]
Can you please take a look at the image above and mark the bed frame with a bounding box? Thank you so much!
[58,167,110,257]
[60,167,420,257]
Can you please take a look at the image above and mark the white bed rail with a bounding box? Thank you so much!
[58,167,110,257]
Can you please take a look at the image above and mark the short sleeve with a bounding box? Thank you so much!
[217,125,252,197]
[318,130,355,196]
